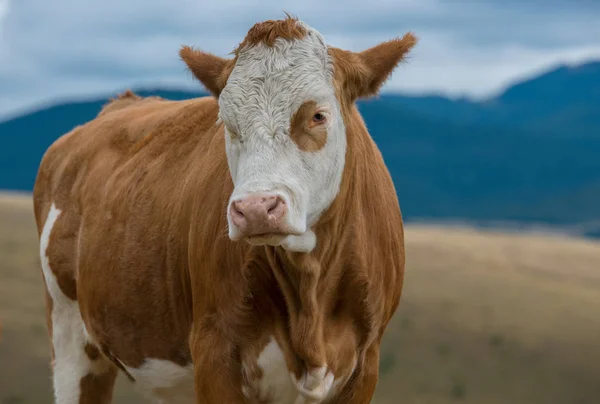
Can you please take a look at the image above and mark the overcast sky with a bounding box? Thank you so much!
[1,0,599,120]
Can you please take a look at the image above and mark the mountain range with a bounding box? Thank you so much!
[1,61,600,236]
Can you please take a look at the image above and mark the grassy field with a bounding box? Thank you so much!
[1,193,599,403]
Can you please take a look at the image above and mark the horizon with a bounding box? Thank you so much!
[1,56,597,123]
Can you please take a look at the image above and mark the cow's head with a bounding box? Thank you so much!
[181,16,416,252]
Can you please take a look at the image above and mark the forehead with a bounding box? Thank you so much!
[233,21,329,75]
[219,21,335,125]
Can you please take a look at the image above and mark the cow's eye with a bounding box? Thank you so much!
[312,112,326,123]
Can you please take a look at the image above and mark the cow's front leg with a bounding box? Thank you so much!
[330,344,381,404]
[190,322,246,403]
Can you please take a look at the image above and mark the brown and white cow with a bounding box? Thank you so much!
[33,16,416,404]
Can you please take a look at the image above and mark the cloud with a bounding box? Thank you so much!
[379,34,600,98]
[0,0,10,49]
[0,0,8,20]
[0,0,599,119]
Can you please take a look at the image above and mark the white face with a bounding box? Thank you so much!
[218,23,346,253]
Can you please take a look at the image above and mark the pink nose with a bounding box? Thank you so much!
[229,194,288,236]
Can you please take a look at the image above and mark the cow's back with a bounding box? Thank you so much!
[33,94,222,221]
[32,93,228,401]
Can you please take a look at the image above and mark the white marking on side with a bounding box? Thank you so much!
[41,203,109,404]
[41,204,66,308]
[125,359,195,404]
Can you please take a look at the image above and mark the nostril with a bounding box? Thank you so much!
[267,197,285,215]
[267,199,278,214]
[231,201,245,219]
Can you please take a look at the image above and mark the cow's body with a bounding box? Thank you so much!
[33,16,415,404]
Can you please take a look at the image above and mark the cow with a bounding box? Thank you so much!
[33,16,416,404]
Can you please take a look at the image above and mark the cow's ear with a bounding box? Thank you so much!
[329,33,417,102]
[179,46,235,97]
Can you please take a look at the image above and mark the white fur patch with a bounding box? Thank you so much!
[244,336,339,404]
[281,230,317,254]
[220,21,346,253]
[252,337,299,402]
[41,203,110,404]
[125,359,195,404]
[291,365,335,403]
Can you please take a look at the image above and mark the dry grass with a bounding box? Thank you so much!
[376,225,600,404]
[1,194,599,403]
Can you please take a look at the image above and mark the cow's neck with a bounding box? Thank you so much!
[264,101,365,371]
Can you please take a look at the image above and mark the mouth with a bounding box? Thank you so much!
[237,230,317,253]
[245,232,289,246]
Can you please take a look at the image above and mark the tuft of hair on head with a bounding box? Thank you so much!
[233,13,307,55]
[179,14,307,98]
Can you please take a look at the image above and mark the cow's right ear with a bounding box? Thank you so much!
[179,46,234,98]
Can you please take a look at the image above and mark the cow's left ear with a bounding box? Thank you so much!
[329,33,417,102]
[180,46,234,98]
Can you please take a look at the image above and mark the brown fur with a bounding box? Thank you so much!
[79,369,118,404]
[289,101,328,152]
[179,47,235,97]
[84,343,101,361]
[328,33,418,101]
[33,17,415,404]
[97,89,165,117]
[235,14,307,53]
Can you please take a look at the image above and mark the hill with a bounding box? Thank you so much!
[386,61,600,136]
[1,61,600,234]
[1,193,599,403]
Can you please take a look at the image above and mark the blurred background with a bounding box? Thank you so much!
[1,0,599,403]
